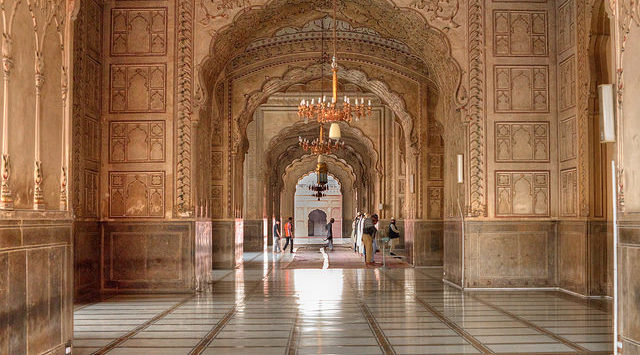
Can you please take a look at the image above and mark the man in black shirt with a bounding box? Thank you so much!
[325,218,335,251]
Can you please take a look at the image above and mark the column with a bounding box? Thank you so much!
[0,34,13,209]
[33,51,45,210]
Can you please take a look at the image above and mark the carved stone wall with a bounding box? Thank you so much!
[72,0,103,300]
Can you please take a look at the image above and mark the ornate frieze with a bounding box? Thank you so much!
[494,65,549,113]
[110,64,166,113]
[494,10,548,56]
[496,171,550,217]
[109,171,165,218]
[111,8,167,56]
[495,122,549,162]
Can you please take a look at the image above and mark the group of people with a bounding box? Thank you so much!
[272,216,336,253]
[352,213,400,266]
[272,213,400,268]
[272,217,295,253]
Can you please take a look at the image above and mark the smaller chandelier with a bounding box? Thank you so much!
[298,125,344,155]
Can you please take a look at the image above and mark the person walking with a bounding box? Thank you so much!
[388,217,400,254]
[324,218,335,251]
[362,214,379,266]
[283,217,294,253]
[273,218,282,253]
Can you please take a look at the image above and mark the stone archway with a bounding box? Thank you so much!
[307,209,327,236]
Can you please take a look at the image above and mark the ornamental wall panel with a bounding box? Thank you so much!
[111,8,167,56]
[427,153,443,181]
[559,55,577,111]
[110,64,166,113]
[495,122,550,162]
[85,57,102,118]
[493,10,548,56]
[561,168,578,217]
[559,116,577,161]
[109,172,165,218]
[109,121,165,163]
[427,187,443,219]
[496,171,550,217]
[557,0,575,54]
[494,66,549,113]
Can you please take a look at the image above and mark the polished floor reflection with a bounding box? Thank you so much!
[74,249,612,354]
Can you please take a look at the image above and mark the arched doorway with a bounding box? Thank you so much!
[307,209,327,236]
[294,172,342,238]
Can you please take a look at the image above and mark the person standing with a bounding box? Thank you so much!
[388,217,400,254]
[283,217,294,253]
[325,218,335,251]
[273,219,282,253]
[362,214,379,266]
[351,213,361,252]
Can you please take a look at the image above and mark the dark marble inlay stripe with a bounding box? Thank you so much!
[359,302,396,355]
[469,295,592,353]
[286,313,300,355]
[380,270,494,354]
[92,294,194,355]
[188,306,237,354]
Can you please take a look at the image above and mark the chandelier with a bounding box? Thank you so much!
[297,0,372,133]
[298,124,344,155]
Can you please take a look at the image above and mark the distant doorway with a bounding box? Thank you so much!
[307,209,327,236]
[294,172,343,237]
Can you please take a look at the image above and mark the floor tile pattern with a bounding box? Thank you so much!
[74,247,613,354]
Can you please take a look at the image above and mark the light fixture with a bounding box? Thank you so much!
[299,124,344,155]
[316,155,329,186]
[328,122,341,139]
[297,0,372,125]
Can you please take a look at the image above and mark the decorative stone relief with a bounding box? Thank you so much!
[559,55,577,111]
[427,153,443,181]
[427,186,443,219]
[85,57,101,118]
[110,121,165,163]
[111,8,167,56]
[495,122,549,162]
[211,151,223,181]
[560,168,578,217]
[467,0,487,217]
[559,116,577,161]
[176,0,194,216]
[557,0,575,53]
[110,64,166,113]
[84,118,100,163]
[84,171,98,218]
[110,172,165,218]
[408,0,460,28]
[495,66,549,113]
[494,10,548,56]
[86,0,102,60]
[496,171,550,217]
[211,184,223,218]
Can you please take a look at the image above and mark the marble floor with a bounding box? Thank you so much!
[74,249,612,355]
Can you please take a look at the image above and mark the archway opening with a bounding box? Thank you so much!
[307,210,327,236]
[294,172,342,238]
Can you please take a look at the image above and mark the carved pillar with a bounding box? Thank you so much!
[0,34,13,210]
[33,51,45,210]
[60,66,68,211]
